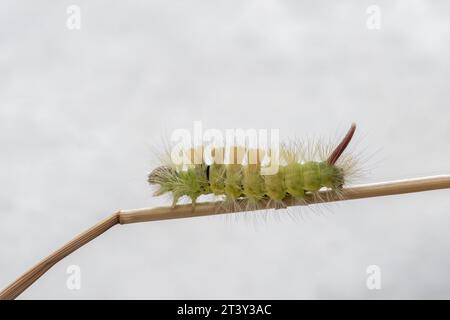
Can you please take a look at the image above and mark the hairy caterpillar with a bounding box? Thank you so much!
[148,124,358,210]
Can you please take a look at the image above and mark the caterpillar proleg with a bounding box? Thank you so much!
[148,124,358,209]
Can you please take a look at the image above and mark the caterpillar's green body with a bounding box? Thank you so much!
[149,160,344,207]
[148,124,356,208]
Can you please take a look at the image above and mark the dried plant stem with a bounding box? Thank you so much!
[0,214,119,300]
[1,175,450,300]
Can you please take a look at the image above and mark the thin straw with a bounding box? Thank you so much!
[1,175,450,300]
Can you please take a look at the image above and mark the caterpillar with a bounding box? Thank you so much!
[148,124,358,210]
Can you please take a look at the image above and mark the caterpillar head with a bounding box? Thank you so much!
[147,165,177,196]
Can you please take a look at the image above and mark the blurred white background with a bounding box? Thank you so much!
[1,0,450,299]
